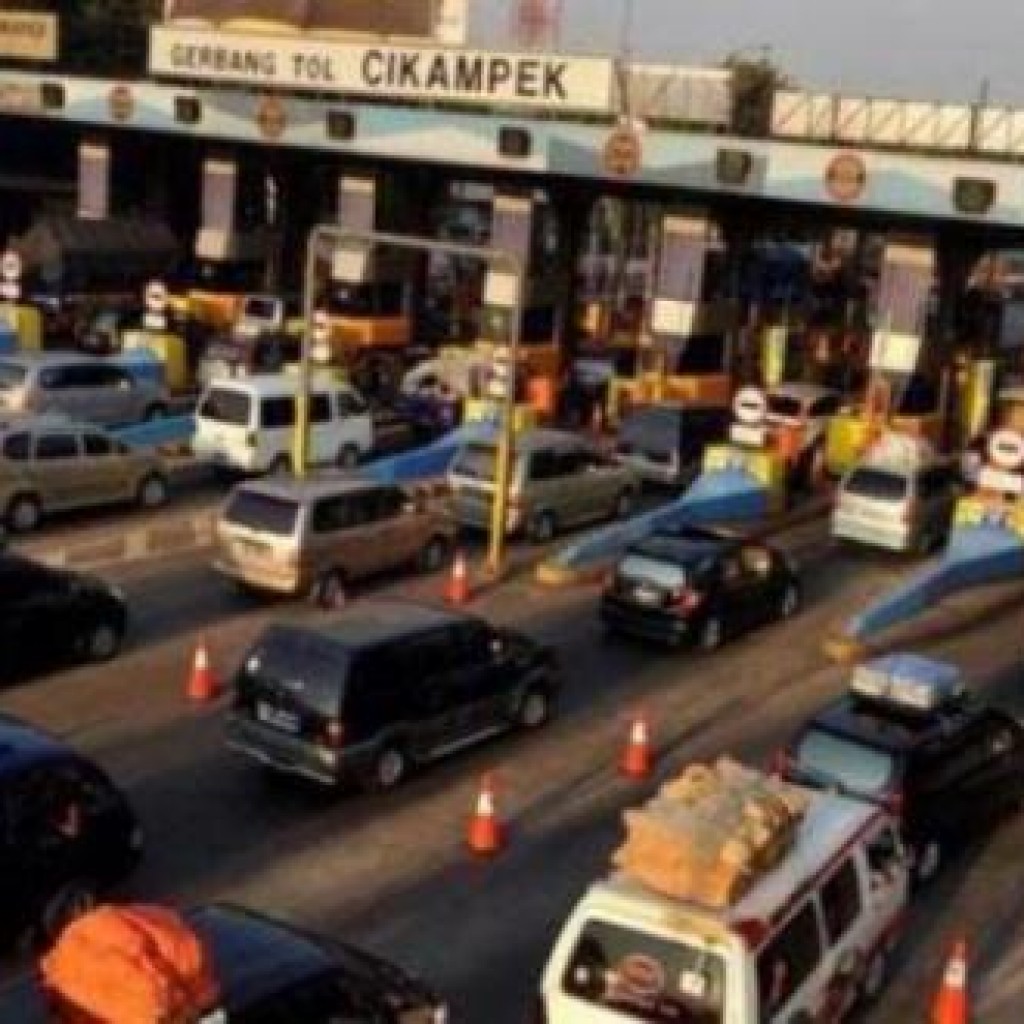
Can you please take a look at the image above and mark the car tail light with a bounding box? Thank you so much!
[673,589,703,613]
[323,718,345,748]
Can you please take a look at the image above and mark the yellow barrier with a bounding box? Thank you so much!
[4,304,43,350]
[463,398,537,434]
[122,330,189,393]
[954,494,1024,539]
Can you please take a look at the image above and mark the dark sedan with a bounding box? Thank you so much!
[600,525,801,650]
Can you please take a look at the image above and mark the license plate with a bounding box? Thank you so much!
[256,702,300,733]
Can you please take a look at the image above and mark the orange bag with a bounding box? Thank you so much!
[41,904,220,1024]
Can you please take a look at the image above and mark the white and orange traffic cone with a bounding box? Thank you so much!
[467,773,504,856]
[620,712,653,780]
[932,937,970,1024]
[445,549,471,606]
[187,636,221,703]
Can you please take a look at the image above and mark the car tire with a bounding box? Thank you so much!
[79,620,123,663]
[418,535,450,573]
[267,454,291,477]
[612,489,635,521]
[516,685,552,730]
[136,472,169,510]
[39,881,97,946]
[143,403,168,422]
[311,568,348,611]
[699,616,724,652]
[364,744,408,793]
[6,492,42,533]
[338,444,361,469]
[914,838,943,884]
[778,583,801,620]
[527,509,557,544]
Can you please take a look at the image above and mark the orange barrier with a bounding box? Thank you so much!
[467,774,504,856]
[932,937,970,1024]
[620,713,653,780]
[445,550,471,606]
[186,637,221,703]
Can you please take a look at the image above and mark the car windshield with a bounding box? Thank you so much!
[452,444,498,482]
[199,388,251,426]
[767,394,803,419]
[844,467,908,501]
[619,409,677,452]
[0,362,27,390]
[618,554,687,591]
[224,490,300,537]
[562,918,726,1024]
[794,728,896,796]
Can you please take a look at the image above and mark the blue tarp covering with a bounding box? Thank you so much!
[547,468,770,573]
[363,422,495,483]
[113,415,196,449]
[847,524,1024,640]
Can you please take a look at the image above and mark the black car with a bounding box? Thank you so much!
[0,903,445,1022]
[0,714,141,948]
[776,653,1024,883]
[226,600,560,789]
[600,525,801,650]
[0,554,127,679]
[614,402,732,489]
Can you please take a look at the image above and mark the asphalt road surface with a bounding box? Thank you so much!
[2,517,1023,1021]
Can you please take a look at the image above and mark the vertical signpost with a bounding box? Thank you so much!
[0,250,22,339]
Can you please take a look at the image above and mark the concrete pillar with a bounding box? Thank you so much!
[194,151,275,270]
[869,233,936,415]
[77,136,111,220]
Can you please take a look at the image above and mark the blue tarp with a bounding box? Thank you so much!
[363,422,495,483]
[847,524,1024,640]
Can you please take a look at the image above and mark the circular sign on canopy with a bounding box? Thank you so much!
[988,428,1024,472]
[603,125,643,177]
[109,83,134,122]
[825,152,867,203]
[1,250,22,281]
[733,386,768,426]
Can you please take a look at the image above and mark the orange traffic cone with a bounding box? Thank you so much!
[445,549,471,605]
[187,637,221,703]
[932,938,970,1024]
[620,713,653,779]
[467,773,504,856]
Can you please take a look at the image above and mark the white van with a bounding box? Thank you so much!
[193,373,373,474]
[537,788,908,1024]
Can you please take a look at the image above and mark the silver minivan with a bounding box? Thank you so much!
[833,457,961,554]
[0,354,168,427]
[448,428,639,542]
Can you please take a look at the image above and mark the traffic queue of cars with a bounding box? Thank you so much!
[0,359,1020,1019]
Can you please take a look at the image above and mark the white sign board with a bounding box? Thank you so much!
[1,250,22,281]
[0,281,19,302]
[145,280,169,312]
[149,27,615,114]
[0,12,57,61]
[869,330,922,374]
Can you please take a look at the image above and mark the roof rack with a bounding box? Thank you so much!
[850,654,966,714]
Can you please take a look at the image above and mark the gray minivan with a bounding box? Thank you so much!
[0,354,168,427]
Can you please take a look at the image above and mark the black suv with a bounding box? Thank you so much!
[614,402,732,489]
[600,525,801,650]
[0,903,445,1022]
[226,600,560,789]
[0,715,141,948]
[0,553,127,679]
[777,653,1024,883]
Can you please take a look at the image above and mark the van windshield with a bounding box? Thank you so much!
[224,490,300,537]
[562,918,726,1023]
[452,444,498,482]
[0,362,27,390]
[200,388,251,427]
[794,728,896,796]
[844,467,908,501]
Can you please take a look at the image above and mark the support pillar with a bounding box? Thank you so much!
[77,137,111,220]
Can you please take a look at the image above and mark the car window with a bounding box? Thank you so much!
[35,433,80,460]
[261,397,295,429]
[767,394,803,419]
[527,449,560,481]
[452,444,497,481]
[554,448,589,476]
[2,432,31,461]
[371,487,405,521]
[844,467,908,501]
[83,432,114,457]
[336,390,367,417]
[757,903,823,1017]
[312,496,357,533]
[225,490,301,537]
[200,388,251,426]
[819,859,863,945]
[811,395,841,417]
[794,728,896,797]
[311,393,332,424]
[0,361,27,390]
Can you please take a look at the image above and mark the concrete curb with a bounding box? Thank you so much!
[534,493,834,590]
[21,510,217,572]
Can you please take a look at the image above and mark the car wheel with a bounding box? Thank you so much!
[914,838,943,884]
[136,472,169,510]
[516,686,551,730]
[143,403,167,422]
[338,444,361,469]
[699,616,724,652]
[311,569,348,610]
[418,535,450,573]
[80,620,123,663]
[6,492,42,533]
[778,583,801,620]
[528,510,557,544]
[267,454,291,476]
[612,489,635,521]
[39,881,97,945]
[860,944,890,1004]
[365,744,408,793]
